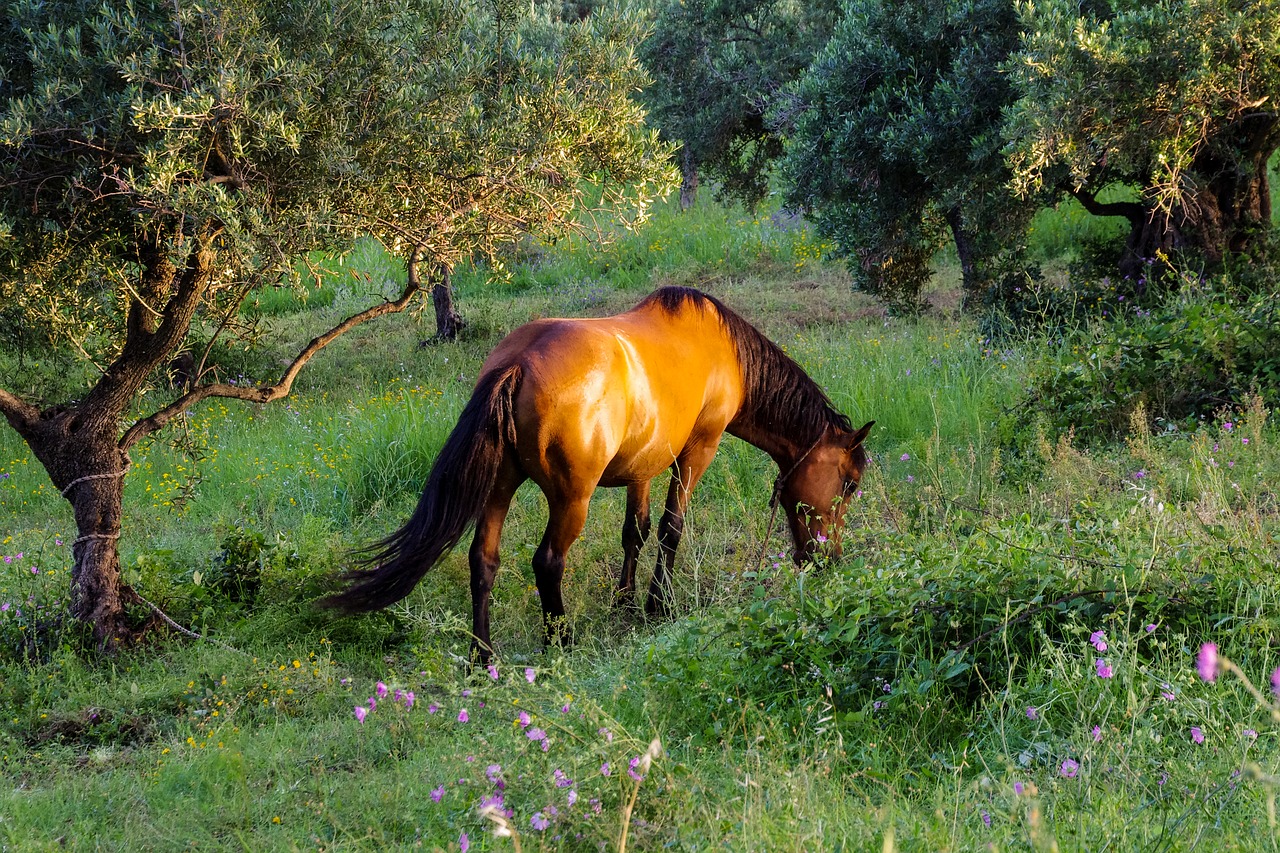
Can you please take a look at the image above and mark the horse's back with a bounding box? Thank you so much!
[478,294,743,490]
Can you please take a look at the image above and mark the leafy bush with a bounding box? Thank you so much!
[1015,283,1280,444]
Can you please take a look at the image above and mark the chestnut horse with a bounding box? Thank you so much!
[327,286,873,662]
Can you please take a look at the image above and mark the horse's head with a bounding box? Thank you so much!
[779,420,874,562]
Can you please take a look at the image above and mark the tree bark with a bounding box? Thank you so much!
[945,209,983,308]
[1183,115,1278,260]
[1072,114,1279,279]
[431,267,466,342]
[679,144,699,210]
[19,412,138,650]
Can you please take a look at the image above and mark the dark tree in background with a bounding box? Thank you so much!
[1005,0,1280,276]
[639,0,1279,311]
[782,0,1034,312]
[0,0,673,648]
[641,0,840,210]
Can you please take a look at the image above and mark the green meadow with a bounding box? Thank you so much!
[3,196,1279,851]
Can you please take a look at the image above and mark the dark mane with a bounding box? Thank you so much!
[639,286,852,440]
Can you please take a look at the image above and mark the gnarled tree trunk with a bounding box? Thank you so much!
[431,267,466,342]
[8,399,142,649]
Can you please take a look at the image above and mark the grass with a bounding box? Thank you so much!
[2,194,1280,850]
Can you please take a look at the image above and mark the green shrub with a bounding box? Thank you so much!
[1016,283,1280,444]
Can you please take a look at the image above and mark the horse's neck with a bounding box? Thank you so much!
[727,409,811,470]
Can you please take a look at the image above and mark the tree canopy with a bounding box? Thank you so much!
[782,0,1033,311]
[1004,0,1280,273]
[639,0,1280,307]
[641,0,839,209]
[0,0,673,645]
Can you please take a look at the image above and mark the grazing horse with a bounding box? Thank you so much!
[326,286,873,662]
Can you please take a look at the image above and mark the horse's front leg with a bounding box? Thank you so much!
[614,479,652,610]
[647,440,719,618]
[532,495,591,650]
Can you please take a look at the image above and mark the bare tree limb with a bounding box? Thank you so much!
[0,387,41,438]
[119,245,427,450]
[1066,186,1146,222]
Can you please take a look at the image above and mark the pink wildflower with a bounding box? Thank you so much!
[375,682,388,698]
[1197,643,1219,682]
[518,711,531,728]
[525,667,536,684]
[1089,630,1107,652]
[1095,659,1113,679]
[431,785,444,802]
[458,709,469,723]
[1059,759,1079,778]
[487,665,499,680]
[531,812,550,831]
[1191,726,1204,744]
[1092,725,1102,742]
[353,706,368,723]
[1026,706,1038,720]
[1271,667,1280,698]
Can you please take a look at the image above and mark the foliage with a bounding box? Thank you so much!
[640,0,839,208]
[783,0,1036,312]
[0,0,672,385]
[1015,279,1280,444]
[1005,0,1280,267]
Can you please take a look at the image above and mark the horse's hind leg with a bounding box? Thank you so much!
[533,495,591,650]
[614,479,652,610]
[647,440,719,618]
[469,462,524,665]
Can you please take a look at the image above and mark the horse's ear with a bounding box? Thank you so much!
[846,420,874,450]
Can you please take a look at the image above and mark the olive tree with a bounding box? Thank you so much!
[0,0,673,647]
[782,0,1034,311]
[641,0,840,209]
[1005,0,1280,275]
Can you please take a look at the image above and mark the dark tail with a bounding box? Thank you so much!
[324,364,522,612]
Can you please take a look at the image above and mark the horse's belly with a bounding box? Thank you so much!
[598,443,681,486]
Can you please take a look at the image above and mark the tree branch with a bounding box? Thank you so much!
[84,234,217,423]
[1066,186,1146,222]
[0,387,41,439]
[119,245,427,450]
